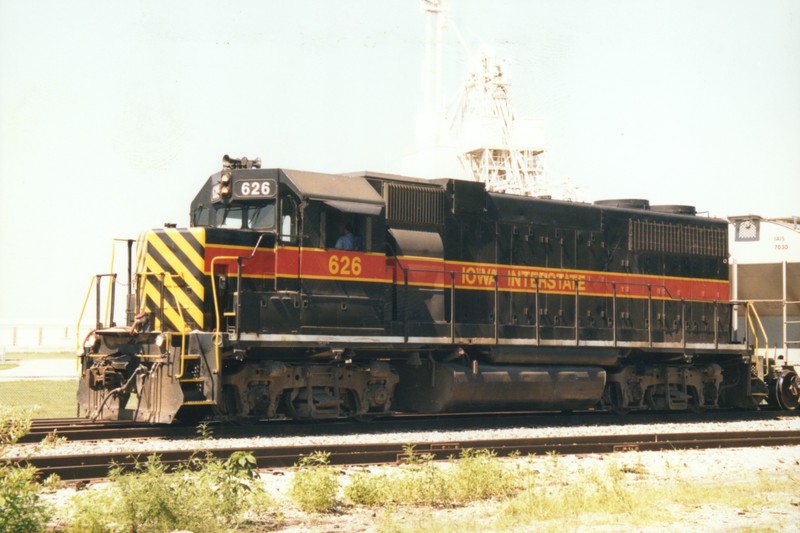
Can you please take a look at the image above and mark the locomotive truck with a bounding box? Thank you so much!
[77,156,800,423]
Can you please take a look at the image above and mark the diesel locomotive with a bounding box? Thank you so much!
[77,156,800,423]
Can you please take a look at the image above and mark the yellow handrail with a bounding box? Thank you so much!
[75,276,97,369]
[210,256,239,375]
[745,302,770,377]
[166,276,188,379]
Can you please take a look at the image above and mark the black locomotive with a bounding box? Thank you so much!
[77,156,798,423]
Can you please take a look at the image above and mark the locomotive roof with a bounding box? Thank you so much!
[280,169,385,206]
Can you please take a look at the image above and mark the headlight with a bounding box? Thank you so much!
[155,333,167,349]
[83,333,99,351]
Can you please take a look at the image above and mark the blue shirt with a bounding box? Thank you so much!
[335,232,356,250]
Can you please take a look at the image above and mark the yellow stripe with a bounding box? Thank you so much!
[142,279,202,331]
[281,273,389,284]
[146,234,205,297]
[143,256,204,327]
[163,228,205,271]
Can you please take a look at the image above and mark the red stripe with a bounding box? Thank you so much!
[203,246,729,302]
[204,245,276,275]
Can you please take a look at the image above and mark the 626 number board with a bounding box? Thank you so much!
[233,179,277,199]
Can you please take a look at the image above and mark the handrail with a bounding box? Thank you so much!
[75,276,97,369]
[745,301,770,377]
[104,241,116,328]
[395,265,732,347]
[161,273,188,378]
[134,271,191,375]
[210,255,240,375]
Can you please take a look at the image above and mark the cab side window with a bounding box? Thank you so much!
[280,196,297,242]
[323,210,369,251]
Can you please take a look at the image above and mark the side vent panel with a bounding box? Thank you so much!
[384,182,445,226]
[629,219,727,257]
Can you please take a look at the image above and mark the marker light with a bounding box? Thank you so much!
[220,173,232,197]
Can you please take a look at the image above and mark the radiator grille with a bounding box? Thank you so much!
[384,182,445,226]
[629,219,727,257]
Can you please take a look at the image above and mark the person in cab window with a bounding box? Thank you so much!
[335,224,357,250]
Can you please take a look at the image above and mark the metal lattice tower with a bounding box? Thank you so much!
[412,0,546,196]
[450,54,546,196]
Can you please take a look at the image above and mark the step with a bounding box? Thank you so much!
[179,378,205,383]
[182,400,215,406]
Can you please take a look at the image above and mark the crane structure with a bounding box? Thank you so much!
[449,54,546,196]
[414,0,546,197]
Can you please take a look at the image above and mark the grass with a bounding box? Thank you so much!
[345,447,515,508]
[0,380,79,418]
[369,452,800,532]
[2,351,75,360]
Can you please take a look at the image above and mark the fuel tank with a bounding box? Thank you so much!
[394,361,606,413]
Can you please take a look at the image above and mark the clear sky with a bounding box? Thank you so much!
[1,0,798,324]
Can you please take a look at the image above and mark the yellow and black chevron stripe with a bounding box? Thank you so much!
[136,228,206,332]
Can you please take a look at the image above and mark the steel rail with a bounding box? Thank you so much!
[11,429,800,483]
[21,410,800,444]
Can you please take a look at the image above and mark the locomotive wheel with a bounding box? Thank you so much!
[688,388,705,414]
[602,383,630,415]
[773,371,800,411]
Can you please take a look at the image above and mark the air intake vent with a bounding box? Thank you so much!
[383,183,444,226]
[629,219,727,257]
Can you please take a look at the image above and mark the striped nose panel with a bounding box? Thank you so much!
[137,228,206,332]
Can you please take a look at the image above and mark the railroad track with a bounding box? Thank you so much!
[21,410,798,444]
[13,429,800,482]
[23,418,198,443]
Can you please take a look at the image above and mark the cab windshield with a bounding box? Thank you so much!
[194,202,276,230]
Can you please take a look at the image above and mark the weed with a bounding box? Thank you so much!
[0,407,51,532]
[0,406,33,447]
[0,463,52,533]
[40,429,68,448]
[196,421,214,440]
[42,473,63,491]
[347,447,515,508]
[449,448,515,501]
[345,468,390,506]
[400,443,435,465]
[290,451,339,513]
[496,454,675,530]
[65,451,272,532]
